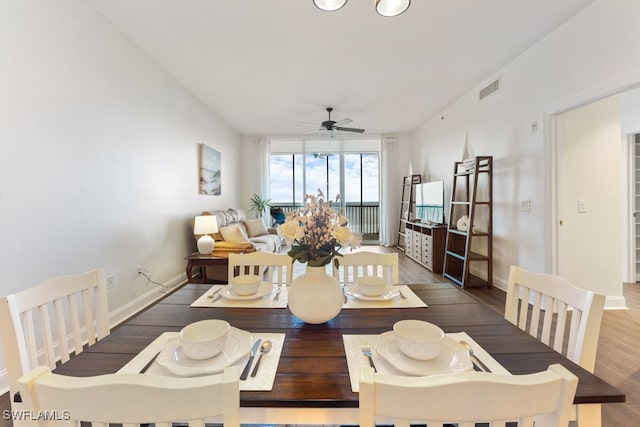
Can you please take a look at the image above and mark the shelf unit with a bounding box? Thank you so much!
[397,174,421,252]
[403,221,447,273]
[443,156,493,288]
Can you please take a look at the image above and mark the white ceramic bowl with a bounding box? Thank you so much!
[179,319,230,360]
[356,276,387,296]
[393,320,445,360]
[231,274,261,295]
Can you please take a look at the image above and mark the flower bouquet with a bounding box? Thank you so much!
[278,190,361,267]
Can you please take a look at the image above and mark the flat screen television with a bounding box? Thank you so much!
[414,181,445,224]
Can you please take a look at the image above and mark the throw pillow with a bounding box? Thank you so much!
[244,218,269,238]
[219,224,251,243]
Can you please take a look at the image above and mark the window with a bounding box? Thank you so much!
[268,138,381,242]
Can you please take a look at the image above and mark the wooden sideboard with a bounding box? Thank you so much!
[403,221,447,273]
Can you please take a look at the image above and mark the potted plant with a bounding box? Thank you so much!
[248,193,272,218]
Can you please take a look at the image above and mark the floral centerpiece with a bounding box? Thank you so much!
[278,190,361,267]
[278,190,360,324]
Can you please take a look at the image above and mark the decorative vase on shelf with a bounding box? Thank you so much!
[457,215,469,232]
[287,265,344,324]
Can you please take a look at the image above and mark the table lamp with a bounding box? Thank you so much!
[194,215,218,255]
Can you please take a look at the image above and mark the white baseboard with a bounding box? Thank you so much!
[0,273,186,397]
[604,295,628,310]
[109,272,186,327]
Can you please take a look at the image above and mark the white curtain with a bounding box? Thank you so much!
[380,137,397,246]
[254,137,271,195]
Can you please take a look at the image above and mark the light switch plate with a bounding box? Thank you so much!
[578,199,587,213]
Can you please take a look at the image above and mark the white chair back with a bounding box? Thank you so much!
[505,266,605,372]
[228,252,293,286]
[0,269,110,407]
[18,365,240,427]
[359,364,578,427]
[333,252,399,286]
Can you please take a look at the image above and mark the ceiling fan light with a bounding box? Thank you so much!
[313,0,348,12]
[375,0,410,17]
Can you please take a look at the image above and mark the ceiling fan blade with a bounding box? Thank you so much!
[333,118,353,127]
[334,126,365,133]
[300,121,321,126]
[303,128,325,135]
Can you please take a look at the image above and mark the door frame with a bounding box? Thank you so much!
[543,73,640,285]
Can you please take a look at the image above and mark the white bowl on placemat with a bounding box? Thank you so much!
[393,320,444,360]
[179,319,230,360]
[231,274,261,295]
[356,276,387,296]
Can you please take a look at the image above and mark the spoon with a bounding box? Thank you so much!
[250,340,272,377]
[460,340,491,372]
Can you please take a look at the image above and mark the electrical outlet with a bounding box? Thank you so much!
[107,275,116,290]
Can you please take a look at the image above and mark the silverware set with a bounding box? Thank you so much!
[460,340,491,372]
[207,287,223,303]
[240,338,272,379]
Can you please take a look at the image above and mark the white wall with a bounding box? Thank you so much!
[0,0,241,392]
[411,0,640,301]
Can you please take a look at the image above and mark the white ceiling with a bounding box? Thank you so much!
[87,0,595,136]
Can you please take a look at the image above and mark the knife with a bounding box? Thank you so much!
[240,338,262,380]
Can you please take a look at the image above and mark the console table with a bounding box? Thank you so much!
[403,221,447,273]
[185,253,229,283]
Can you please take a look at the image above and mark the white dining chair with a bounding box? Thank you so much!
[333,251,399,286]
[359,363,578,427]
[505,266,606,427]
[17,365,240,427]
[0,268,110,419]
[505,266,605,373]
[228,252,293,286]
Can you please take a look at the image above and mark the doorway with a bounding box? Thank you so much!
[553,95,623,298]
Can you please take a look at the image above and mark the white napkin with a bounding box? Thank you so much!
[342,285,427,309]
[119,331,285,391]
[342,331,509,392]
[190,284,288,308]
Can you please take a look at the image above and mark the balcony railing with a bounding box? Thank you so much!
[270,202,380,241]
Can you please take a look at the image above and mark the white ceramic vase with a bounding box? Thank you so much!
[288,265,344,324]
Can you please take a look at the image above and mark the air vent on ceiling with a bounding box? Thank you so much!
[479,78,501,101]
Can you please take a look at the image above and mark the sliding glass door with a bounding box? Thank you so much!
[269,151,380,243]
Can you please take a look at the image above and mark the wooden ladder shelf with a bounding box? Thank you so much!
[443,156,493,288]
[397,174,421,252]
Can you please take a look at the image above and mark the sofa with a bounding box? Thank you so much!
[200,208,283,255]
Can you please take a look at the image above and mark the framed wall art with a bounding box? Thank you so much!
[199,143,221,195]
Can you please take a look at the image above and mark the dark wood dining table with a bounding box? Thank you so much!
[53,282,624,425]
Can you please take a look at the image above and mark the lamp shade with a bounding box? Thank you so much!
[194,215,218,235]
[313,0,347,12]
[375,0,410,16]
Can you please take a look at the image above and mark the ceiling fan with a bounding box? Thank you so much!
[302,107,365,135]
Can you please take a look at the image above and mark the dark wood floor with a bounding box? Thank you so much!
[2,246,638,426]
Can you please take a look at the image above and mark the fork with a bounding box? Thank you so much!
[361,342,377,372]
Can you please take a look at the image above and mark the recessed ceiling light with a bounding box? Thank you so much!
[375,0,411,17]
[313,0,348,12]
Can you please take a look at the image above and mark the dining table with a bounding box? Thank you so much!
[53,282,624,426]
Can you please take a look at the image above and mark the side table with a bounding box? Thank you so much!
[185,253,229,283]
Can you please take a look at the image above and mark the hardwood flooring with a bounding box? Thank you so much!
[1,246,638,426]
